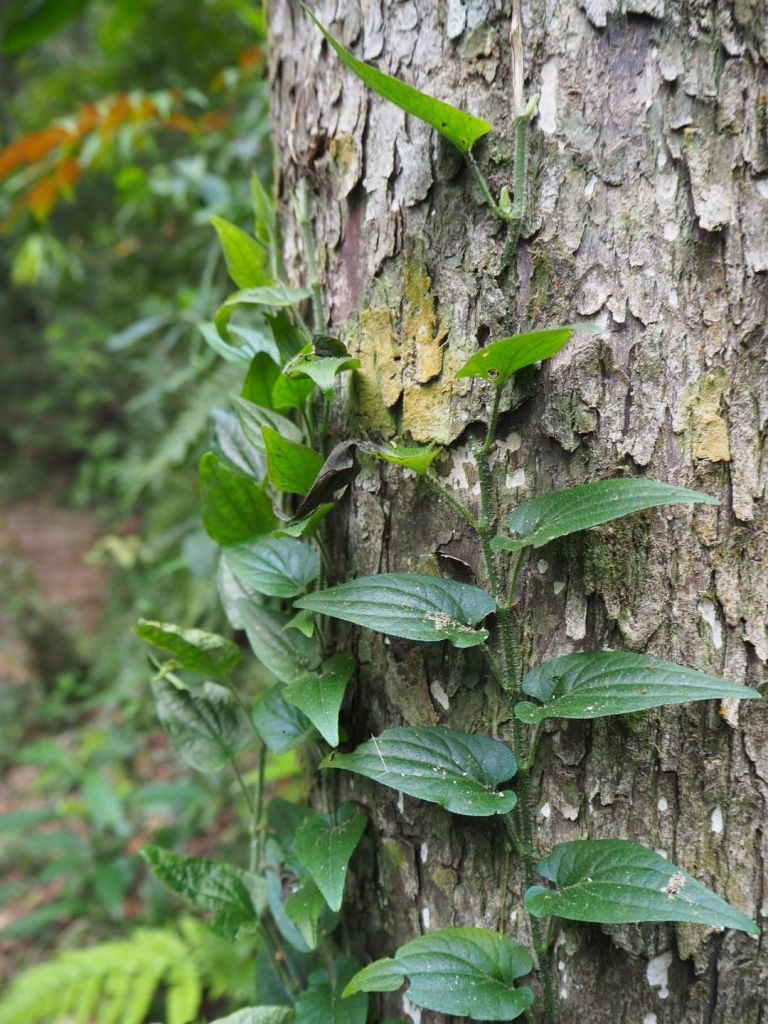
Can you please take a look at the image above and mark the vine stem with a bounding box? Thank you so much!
[425,471,480,530]
[466,150,512,223]
[470,432,556,1024]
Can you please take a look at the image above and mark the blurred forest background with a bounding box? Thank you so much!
[0,0,272,1013]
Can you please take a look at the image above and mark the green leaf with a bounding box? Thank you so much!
[295,957,367,1024]
[263,427,324,496]
[272,370,316,411]
[492,478,720,552]
[295,573,495,649]
[293,803,367,912]
[283,653,356,747]
[215,285,311,341]
[134,620,241,680]
[273,504,334,539]
[2,0,91,55]
[210,215,271,290]
[455,323,601,386]
[233,396,303,450]
[525,840,759,935]
[515,651,761,724]
[141,845,263,940]
[224,538,320,599]
[343,928,534,1021]
[324,727,516,816]
[284,348,360,398]
[151,679,253,774]
[285,609,316,637]
[241,353,281,410]
[238,603,322,683]
[250,173,276,254]
[266,311,308,361]
[362,441,440,476]
[210,1008,293,1024]
[303,7,491,156]
[199,452,277,546]
[285,879,327,950]
[252,687,316,753]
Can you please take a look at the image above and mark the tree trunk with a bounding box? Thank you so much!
[268,2,767,1021]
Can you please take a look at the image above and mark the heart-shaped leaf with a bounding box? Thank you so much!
[215,284,311,342]
[224,537,320,598]
[141,845,263,940]
[285,878,327,949]
[273,503,334,539]
[252,687,316,753]
[272,370,315,411]
[210,215,271,290]
[134,620,241,680]
[283,653,356,746]
[263,427,324,496]
[456,323,601,386]
[295,573,495,649]
[492,478,719,552]
[293,803,367,911]
[209,1008,293,1024]
[343,928,534,1021]
[304,7,492,156]
[526,840,758,934]
[283,343,360,398]
[362,441,440,476]
[238,603,321,684]
[296,957,367,1024]
[199,452,276,546]
[515,651,761,723]
[240,352,281,411]
[233,397,303,450]
[151,679,253,774]
[323,727,516,816]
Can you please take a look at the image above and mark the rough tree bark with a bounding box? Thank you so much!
[268,2,767,1021]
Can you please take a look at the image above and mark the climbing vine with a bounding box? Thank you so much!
[133,10,760,1024]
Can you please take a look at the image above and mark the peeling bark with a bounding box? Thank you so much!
[269,1,767,1020]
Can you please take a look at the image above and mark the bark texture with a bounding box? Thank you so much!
[268,2,768,1021]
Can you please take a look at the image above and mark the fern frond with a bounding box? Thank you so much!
[0,924,204,1024]
[126,360,243,500]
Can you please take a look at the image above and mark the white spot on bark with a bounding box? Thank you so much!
[506,468,526,489]
[711,805,724,834]
[538,802,552,820]
[643,1015,658,1024]
[397,792,405,814]
[420,843,428,863]
[668,289,679,308]
[585,175,597,197]
[402,998,422,1024]
[663,222,679,241]
[698,598,723,649]
[421,906,431,928]
[720,698,740,728]
[646,951,673,999]
[539,60,558,135]
[657,797,668,812]
[445,0,466,39]
[430,680,450,711]
[553,580,566,595]
[537,560,549,575]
